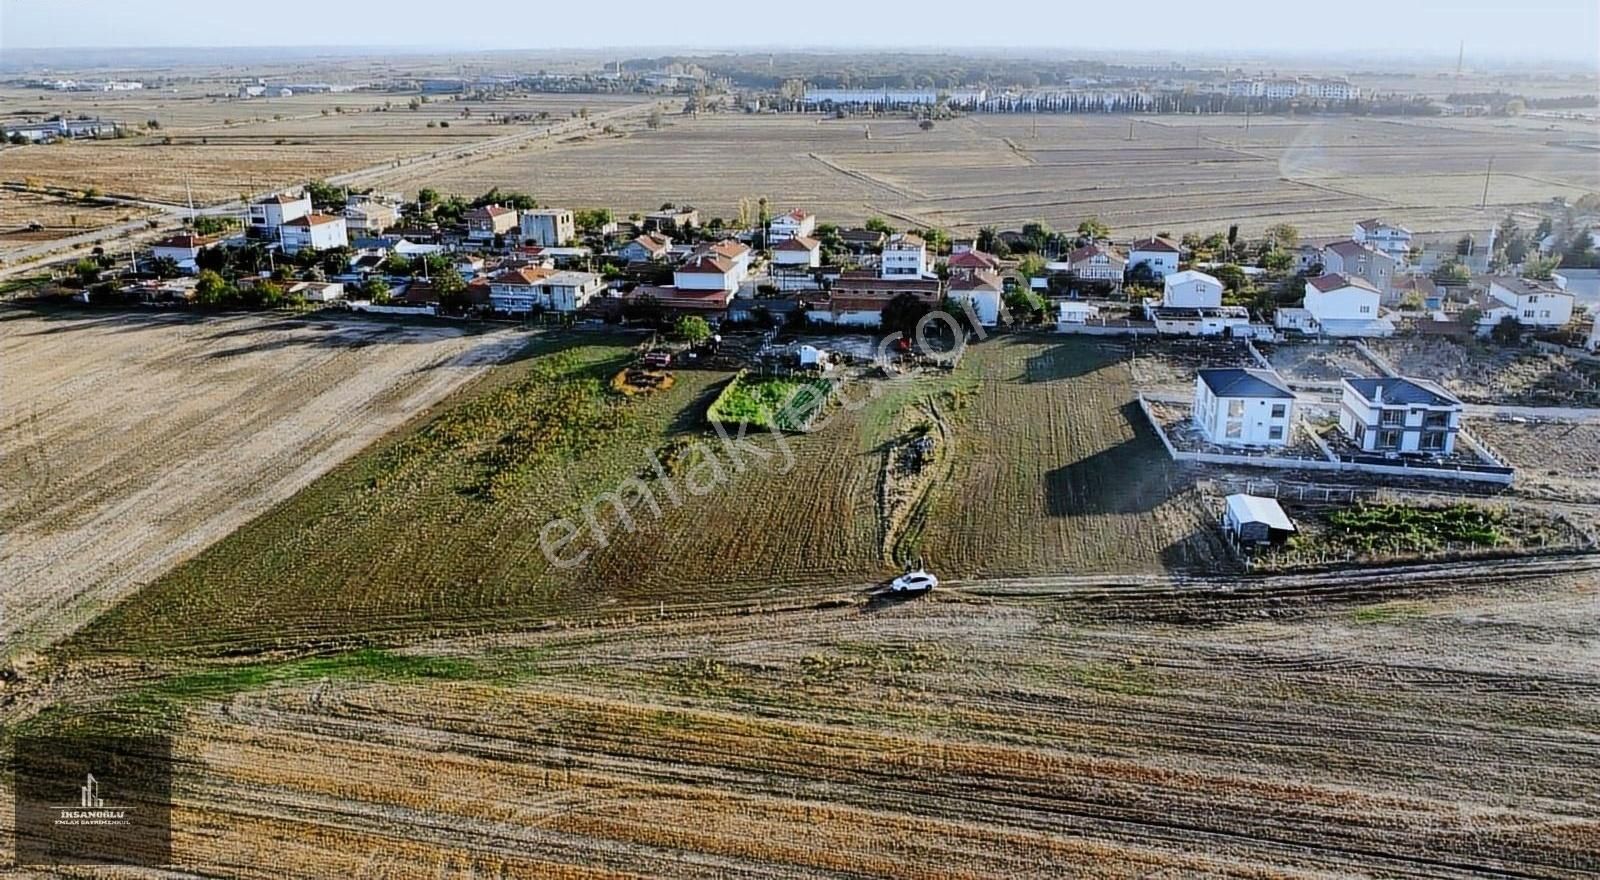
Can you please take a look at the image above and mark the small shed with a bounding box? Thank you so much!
[797,344,826,366]
[1223,494,1296,547]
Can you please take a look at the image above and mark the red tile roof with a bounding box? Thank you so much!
[1130,236,1180,253]
[947,250,1000,270]
[282,213,342,227]
[678,255,734,275]
[490,266,556,286]
[774,235,820,252]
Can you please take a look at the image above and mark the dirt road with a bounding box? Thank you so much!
[0,307,527,656]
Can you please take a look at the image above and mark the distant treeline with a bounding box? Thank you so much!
[943,94,1441,116]
[1445,91,1599,110]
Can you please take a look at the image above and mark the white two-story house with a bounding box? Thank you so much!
[1338,377,1463,455]
[1484,276,1574,330]
[1064,243,1126,283]
[519,209,575,247]
[1127,236,1181,280]
[1193,368,1297,447]
[1161,270,1223,309]
[768,209,816,243]
[1279,273,1393,337]
[882,233,933,278]
[248,192,312,240]
[279,214,348,254]
[1352,218,1412,265]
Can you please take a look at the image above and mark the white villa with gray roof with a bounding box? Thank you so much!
[1338,377,1463,455]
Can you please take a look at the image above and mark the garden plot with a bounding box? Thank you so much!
[1258,341,1382,384]
[1126,337,1262,392]
[1469,418,1600,502]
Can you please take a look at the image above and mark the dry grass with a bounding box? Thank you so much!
[0,306,528,655]
[15,576,1600,877]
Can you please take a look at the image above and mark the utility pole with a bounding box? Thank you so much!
[1480,155,1494,209]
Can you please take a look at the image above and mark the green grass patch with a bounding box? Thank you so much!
[1325,503,1503,554]
[1350,600,1429,625]
[707,370,833,432]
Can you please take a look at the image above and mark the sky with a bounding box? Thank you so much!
[3,0,1598,65]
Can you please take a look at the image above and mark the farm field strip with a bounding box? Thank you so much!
[0,308,528,654]
[30,581,1599,878]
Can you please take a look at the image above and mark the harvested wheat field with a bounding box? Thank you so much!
[0,306,528,655]
[62,336,1213,659]
[13,560,1600,878]
[392,110,1599,238]
[0,189,154,250]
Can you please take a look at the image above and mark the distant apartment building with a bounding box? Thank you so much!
[881,233,933,278]
[1352,218,1413,264]
[248,192,313,240]
[279,214,348,253]
[519,209,575,247]
[343,194,400,235]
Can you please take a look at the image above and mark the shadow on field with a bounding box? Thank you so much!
[1045,401,1171,516]
[1017,338,1114,383]
[668,375,735,435]
[1160,528,1241,575]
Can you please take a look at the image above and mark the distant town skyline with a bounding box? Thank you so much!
[3,0,1598,65]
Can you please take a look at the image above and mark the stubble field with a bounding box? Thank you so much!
[392,110,1600,238]
[13,563,1600,877]
[0,307,527,655]
[63,336,1214,659]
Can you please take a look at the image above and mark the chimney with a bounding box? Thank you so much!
[1373,384,1383,404]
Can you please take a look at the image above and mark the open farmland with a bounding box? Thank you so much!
[0,307,527,655]
[0,88,650,204]
[64,336,1216,659]
[0,188,155,253]
[390,109,1599,238]
[12,562,1600,877]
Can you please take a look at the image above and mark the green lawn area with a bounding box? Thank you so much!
[707,371,834,432]
[1325,503,1503,553]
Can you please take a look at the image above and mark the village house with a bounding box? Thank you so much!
[946,249,1002,279]
[643,207,699,235]
[1276,273,1393,338]
[1320,239,1398,298]
[616,233,672,262]
[1127,236,1182,279]
[695,239,753,280]
[1338,377,1463,455]
[149,234,218,274]
[279,214,348,254]
[839,227,887,254]
[948,270,1004,327]
[1144,269,1251,336]
[768,209,816,243]
[674,255,740,294]
[824,272,941,327]
[1192,367,1297,447]
[288,280,345,303]
[771,235,822,268]
[1352,218,1413,265]
[343,194,400,235]
[882,233,933,278]
[1062,243,1126,285]
[624,284,733,315]
[465,205,519,243]
[519,209,576,247]
[485,266,603,313]
[1481,275,1574,330]
[248,192,312,240]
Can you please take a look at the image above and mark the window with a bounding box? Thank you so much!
[1421,432,1445,451]
[1379,429,1401,448]
[1360,305,1372,314]
[1380,409,1404,425]
[1424,412,1450,428]
[1225,421,1243,439]
[1227,399,1244,418]
[1269,426,1284,440]
[1270,404,1287,418]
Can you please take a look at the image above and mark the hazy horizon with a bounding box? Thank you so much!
[3,0,1598,66]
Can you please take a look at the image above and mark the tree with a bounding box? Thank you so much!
[1076,217,1109,244]
[880,291,932,337]
[574,207,613,232]
[647,107,664,130]
[432,268,470,312]
[1213,264,1248,292]
[363,277,391,302]
[864,216,894,234]
[382,252,415,276]
[1016,253,1047,279]
[1262,250,1293,273]
[1521,255,1560,280]
[150,256,181,279]
[304,179,344,211]
[195,270,234,306]
[1490,315,1523,345]
[918,227,950,254]
[674,314,712,344]
[622,293,666,325]
[1459,305,1483,328]
[1265,223,1300,249]
[1003,289,1048,324]
[1432,260,1470,285]
[73,258,101,284]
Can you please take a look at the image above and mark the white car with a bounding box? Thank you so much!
[889,569,938,594]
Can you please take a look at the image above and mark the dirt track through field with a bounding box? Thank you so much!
[0,308,527,655]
